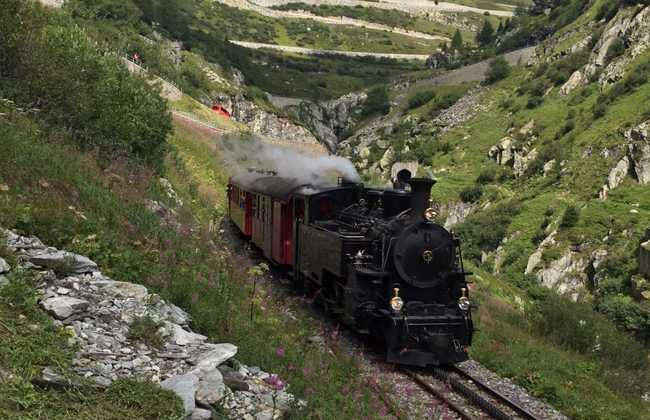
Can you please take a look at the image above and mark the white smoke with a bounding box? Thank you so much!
[258,143,360,185]
[217,131,360,185]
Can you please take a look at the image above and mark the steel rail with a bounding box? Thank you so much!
[401,367,476,420]
[430,366,516,420]
[450,366,544,420]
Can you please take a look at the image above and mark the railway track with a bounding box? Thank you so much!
[401,365,544,420]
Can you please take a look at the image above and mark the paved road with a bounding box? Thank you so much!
[230,40,430,59]
[248,0,514,17]
[218,0,450,41]
[406,46,536,88]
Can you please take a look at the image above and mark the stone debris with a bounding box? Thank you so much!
[0,227,300,419]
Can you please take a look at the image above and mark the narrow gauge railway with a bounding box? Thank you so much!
[227,168,475,367]
[401,366,545,420]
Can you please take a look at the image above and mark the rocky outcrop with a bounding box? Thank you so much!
[560,7,650,96]
[0,227,301,420]
[536,247,588,300]
[638,229,650,278]
[285,92,366,150]
[513,148,538,178]
[426,49,461,70]
[205,93,320,146]
[488,137,516,166]
[440,201,477,230]
[525,231,557,275]
[601,121,650,197]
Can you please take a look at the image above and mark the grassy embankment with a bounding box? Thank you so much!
[0,2,421,419]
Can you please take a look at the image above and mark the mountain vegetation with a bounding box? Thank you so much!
[3,0,650,418]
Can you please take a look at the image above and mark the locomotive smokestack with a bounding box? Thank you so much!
[407,178,436,223]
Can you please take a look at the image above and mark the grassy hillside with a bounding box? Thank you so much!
[343,1,650,417]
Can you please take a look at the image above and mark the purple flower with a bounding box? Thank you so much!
[196,273,202,279]
[307,387,313,393]
[302,369,311,376]
[277,348,285,357]
[71,189,79,203]
[379,408,387,415]
[342,386,349,393]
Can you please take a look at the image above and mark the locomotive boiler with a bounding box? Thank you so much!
[228,170,474,366]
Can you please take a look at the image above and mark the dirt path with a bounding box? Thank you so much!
[230,40,431,60]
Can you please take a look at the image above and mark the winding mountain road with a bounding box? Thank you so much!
[249,0,514,17]
[230,40,431,59]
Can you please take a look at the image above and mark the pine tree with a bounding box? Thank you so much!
[497,21,504,33]
[451,28,463,49]
[441,42,448,52]
[475,20,494,46]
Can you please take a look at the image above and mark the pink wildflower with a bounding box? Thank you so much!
[277,348,285,357]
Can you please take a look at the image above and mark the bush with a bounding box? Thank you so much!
[560,205,579,228]
[361,86,390,117]
[3,2,172,169]
[407,90,436,109]
[459,184,484,203]
[485,56,511,84]
[475,169,495,185]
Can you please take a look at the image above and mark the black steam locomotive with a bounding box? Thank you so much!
[228,170,474,366]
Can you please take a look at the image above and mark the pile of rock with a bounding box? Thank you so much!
[0,228,298,420]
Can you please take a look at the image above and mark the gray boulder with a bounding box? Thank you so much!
[29,251,98,274]
[160,373,199,416]
[32,367,82,391]
[40,297,90,320]
[0,257,10,273]
[90,279,148,300]
[196,369,225,406]
[192,343,238,374]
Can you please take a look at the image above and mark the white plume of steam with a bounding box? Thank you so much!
[258,143,360,185]
[217,131,359,185]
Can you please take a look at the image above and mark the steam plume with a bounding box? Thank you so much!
[217,132,359,185]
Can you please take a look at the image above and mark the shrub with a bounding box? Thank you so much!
[526,96,544,109]
[361,86,390,117]
[459,184,484,202]
[485,56,510,84]
[407,90,436,109]
[475,169,495,185]
[560,205,579,228]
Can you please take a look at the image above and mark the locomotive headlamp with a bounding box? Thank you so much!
[423,199,436,222]
[390,287,404,311]
[458,288,470,311]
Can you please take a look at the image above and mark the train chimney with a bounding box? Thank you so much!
[407,178,436,223]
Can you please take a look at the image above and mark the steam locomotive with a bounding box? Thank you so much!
[228,169,474,366]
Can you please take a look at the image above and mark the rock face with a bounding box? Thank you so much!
[559,7,650,96]
[601,121,650,196]
[513,148,538,178]
[536,248,588,299]
[0,257,10,273]
[426,49,461,70]
[0,227,301,420]
[488,137,516,166]
[205,93,321,146]
[285,92,367,150]
[440,201,477,230]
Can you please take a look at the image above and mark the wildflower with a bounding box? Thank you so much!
[342,386,349,393]
[331,328,338,340]
[71,189,79,203]
[287,365,297,371]
[196,273,202,280]
[302,369,311,376]
[277,348,285,357]
[307,387,314,393]
[372,401,378,408]
[356,406,362,412]
[209,280,216,288]
[379,408,387,415]
[348,350,354,357]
